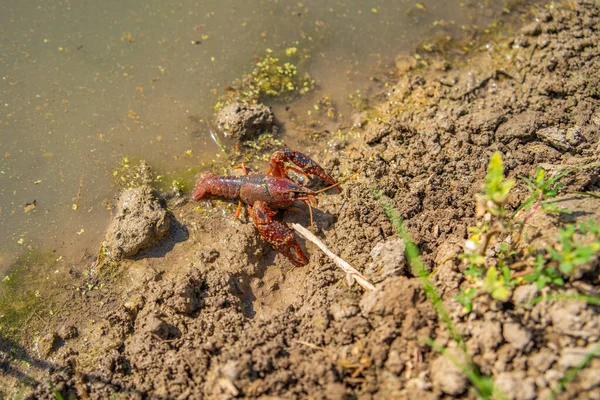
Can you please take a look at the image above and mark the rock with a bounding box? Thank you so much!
[144,313,179,340]
[216,102,275,142]
[325,383,349,400]
[359,277,420,318]
[577,359,600,391]
[37,332,60,358]
[512,284,538,306]
[104,186,170,259]
[470,320,503,352]
[495,371,536,400]
[166,269,204,315]
[364,238,407,283]
[528,349,557,373]
[502,322,532,351]
[565,125,582,146]
[536,126,570,151]
[57,325,78,341]
[550,301,599,340]
[559,344,599,369]
[330,300,360,321]
[521,22,542,36]
[431,351,467,396]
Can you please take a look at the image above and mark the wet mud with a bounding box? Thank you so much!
[3,0,600,399]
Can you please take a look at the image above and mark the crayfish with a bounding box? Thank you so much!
[192,148,341,266]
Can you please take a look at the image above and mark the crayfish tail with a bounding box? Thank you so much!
[192,172,216,201]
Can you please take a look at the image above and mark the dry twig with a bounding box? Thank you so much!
[291,223,375,291]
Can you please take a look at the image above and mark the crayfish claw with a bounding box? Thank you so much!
[249,200,308,267]
[269,148,341,192]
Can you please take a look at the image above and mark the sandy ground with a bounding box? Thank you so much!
[2,0,599,399]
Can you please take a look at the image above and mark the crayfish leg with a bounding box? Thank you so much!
[249,200,309,267]
[269,148,341,192]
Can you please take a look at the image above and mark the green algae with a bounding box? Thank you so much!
[215,47,315,110]
[0,249,57,337]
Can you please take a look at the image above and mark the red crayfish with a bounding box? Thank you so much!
[192,148,341,266]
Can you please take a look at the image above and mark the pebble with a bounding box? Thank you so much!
[503,322,532,352]
[495,371,536,400]
[512,284,538,306]
[430,352,467,396]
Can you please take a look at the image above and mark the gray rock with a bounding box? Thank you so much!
[37,332,60,358]
[431,351,467,396]
[495,371,536,400]
[577,359,600,391]
[565,125,582,146]
[528,349,557,373]
[550,301,599,339]
[512,284,538,306]
[216,102,275,142]
[521,22,542,36]
[364,238,407,283]
[503,322,532,351]
[57,325,78,341]
[536,126,570,151]
[330,300,360,321]
[471,320,503,352]
[104,186,170,259]
[559,344,599,369]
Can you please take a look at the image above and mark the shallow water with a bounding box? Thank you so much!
[0,0,512,273]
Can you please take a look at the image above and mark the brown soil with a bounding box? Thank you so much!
[4,0,600,399]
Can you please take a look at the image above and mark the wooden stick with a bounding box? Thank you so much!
[291,223,375,291]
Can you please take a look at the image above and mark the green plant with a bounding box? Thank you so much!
[375,190,503,399]
[522,254,564,290]
[550,220,600,274]
[482,266,511,302]
[455,288,477,313]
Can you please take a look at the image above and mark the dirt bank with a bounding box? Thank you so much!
[7,0,600,399]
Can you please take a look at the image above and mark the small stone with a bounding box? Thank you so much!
[104,186,171,259]
[495,371,536,400]
[577,359,600,390]
[57,325,78,341]
[528,349,557,373]
[364,238,407,283]
[565,125,582,146]
[325,383,349,400]
[536,126,570,151]
[512,284,538,306]
[37,332,60,358]
[503,322,532,351]
[559,344,599,369]
[216,102,275,142]
[431,351,467,396]
[330,301,360,321]
[521,22,542,36]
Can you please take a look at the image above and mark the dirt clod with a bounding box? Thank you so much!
[216,101,275,142]
[104,185,171,259]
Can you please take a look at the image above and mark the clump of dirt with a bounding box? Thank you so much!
[216,102,276,143]
[103,186,171,259]
[18,1,600,399]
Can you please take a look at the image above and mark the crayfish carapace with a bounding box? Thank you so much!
[192,148,341,266]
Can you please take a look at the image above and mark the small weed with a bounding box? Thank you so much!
[522,254,564,290]
[461,154,600,300]
[455,287,477,313]
[375,190,503,398]
[550,221,600,274]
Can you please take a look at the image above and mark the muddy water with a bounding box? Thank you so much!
[0,0,510,273]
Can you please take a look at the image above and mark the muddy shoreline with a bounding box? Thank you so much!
[2,0,600,399]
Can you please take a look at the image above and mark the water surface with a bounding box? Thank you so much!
[1,0,514,273]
